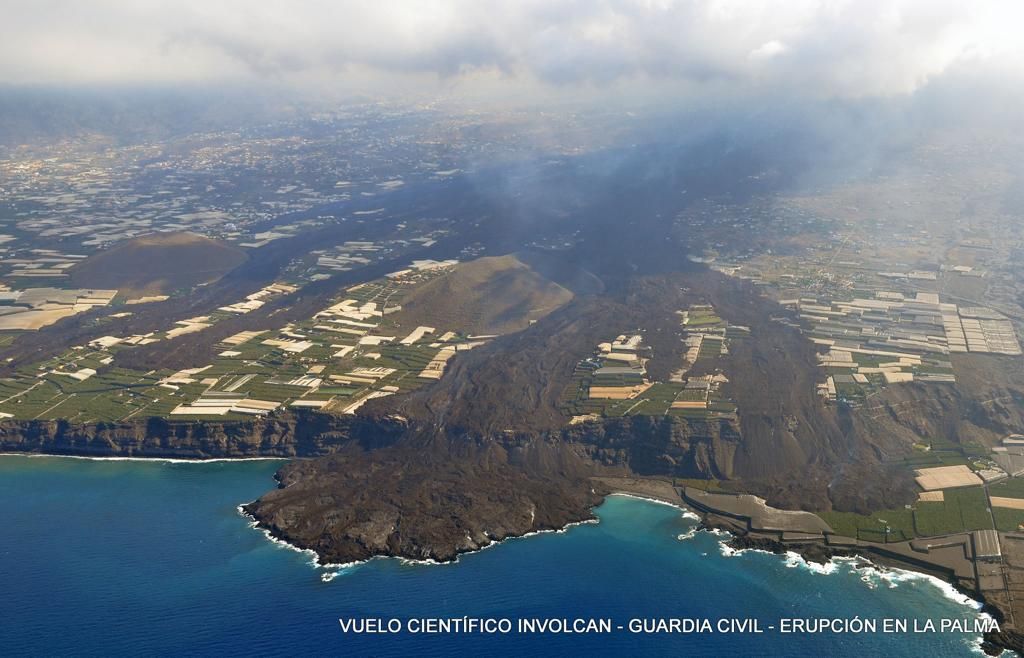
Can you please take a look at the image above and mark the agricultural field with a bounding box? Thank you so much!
[0,261,494,423]
[899,437,989,470]
[561,304,742,422]
[990,477,1024,499]
[820,485,993,541]
[819,506,916,543]
[913,486,993,536]
[993,508,1024,532]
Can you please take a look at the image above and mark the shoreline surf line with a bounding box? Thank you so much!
[237,503,601,575]
[678,521,989,615]
[0,452,290,464]
[607,491,701,520]
[243,490,697,576]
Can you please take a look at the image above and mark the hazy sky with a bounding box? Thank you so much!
[2,0,1022,101]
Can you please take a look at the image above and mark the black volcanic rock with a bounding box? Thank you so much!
[370,269,929,512]
[7,264,1024,618]
[0,411,401,459]
[982,629,1024,656]
[243,431,607,564]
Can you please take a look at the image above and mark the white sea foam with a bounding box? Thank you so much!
[241,488,987,623]
[319,561,365,581]
[695,521,987,617]
[709,529,772,557]
[726,537,987,613]
[676,526,698,541]
[607,492,700,520]
[239,502,600,576]
[237,505,327,566]
[852,561,984,610]
[716,540,775,559]
[965,626,999,657]
[783,550,839,575]
[352,518,603,569]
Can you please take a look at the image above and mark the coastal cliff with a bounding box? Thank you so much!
[237,414,746,564]
[4,268,1024,651]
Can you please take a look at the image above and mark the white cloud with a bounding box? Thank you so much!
[749,40,788,60]
[1,0,1022,99]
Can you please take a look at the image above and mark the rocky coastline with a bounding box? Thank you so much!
[690,501,1024,657]
[719,532,1023,656]
[243,466,1024,656]
[5,410,1024,654]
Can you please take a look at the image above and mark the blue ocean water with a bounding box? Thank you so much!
[0,455,991,656]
